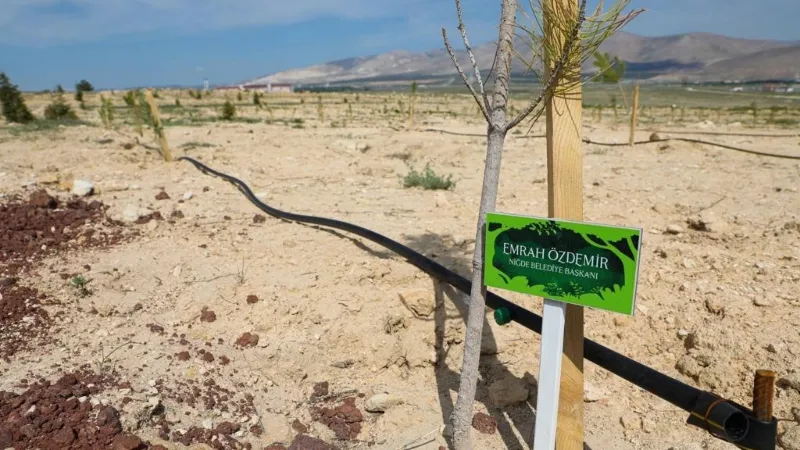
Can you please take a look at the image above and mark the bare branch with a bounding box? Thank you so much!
[506,0,588,130]
[454,0,491,112]
[442,28,491,122]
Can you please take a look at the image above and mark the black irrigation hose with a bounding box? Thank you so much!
[178,156,777,450]
[584,137,800,160]
[423,128,800,160]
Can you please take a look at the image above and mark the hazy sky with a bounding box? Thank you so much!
[1,0,798,90]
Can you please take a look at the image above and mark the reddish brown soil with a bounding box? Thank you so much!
[311,397,363,441]
[0,190,129,277]
[170,422,250,450]
[0,372,154,450]
[0,279,53,361]
[200,307,217,322]
[471,412,497,434]
[287,434,340,449]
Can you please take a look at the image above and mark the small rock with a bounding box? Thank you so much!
[620,413,642,430]
[148,380,157,387]
[642,417,656,433]
[121,205,143,223]
[487,377,529,407]
[753,297,772,307]
[649,132,661,142]
[111,434,143,450]
[331,359,355,369]
[312,381,329,399]
[665,224,684,235]
[613,316,633,327]
[246,294,259,304]
[155,191,170,200]
[29,190,58,208]
[253,214,266,224]
[291,419,308,434]
[183,191,193,200]
[37,172,60,185]
[778,374,800,393]
[364,393,404,412]
[584,382,608,403]
[200,308,217,323]
[766,342,785,354]
[215,421,240,435]
[472,412,497,434]
[72,179,95,197]
[53,426,76,445]
[398,289,436,317]
[202,419,214,430]
[235,332,259,348]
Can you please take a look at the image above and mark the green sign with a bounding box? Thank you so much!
[484,212,643,315]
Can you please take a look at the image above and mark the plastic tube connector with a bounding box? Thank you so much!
[494,307,512,326]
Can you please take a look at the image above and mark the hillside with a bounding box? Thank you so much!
[657,45,800,82]
[245,32,795,86]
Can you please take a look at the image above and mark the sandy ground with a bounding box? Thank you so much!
[1,92,799,450]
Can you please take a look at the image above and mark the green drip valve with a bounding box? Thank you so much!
[494,307,512,326]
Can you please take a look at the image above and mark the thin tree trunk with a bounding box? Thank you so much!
[450,1,516,448]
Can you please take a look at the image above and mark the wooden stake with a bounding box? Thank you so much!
[144,90,172,162]
[539,0,584,448]
[629,83,640,146]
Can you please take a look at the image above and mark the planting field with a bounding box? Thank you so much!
[1,88,799,450]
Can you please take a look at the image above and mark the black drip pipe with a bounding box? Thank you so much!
[178,156,777,450]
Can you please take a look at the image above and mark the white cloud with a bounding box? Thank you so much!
[0,0,433,46]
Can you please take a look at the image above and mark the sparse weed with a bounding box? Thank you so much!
[403,164,455,190]
[123,90,136,107]
[44,94,78,120]
[99,95,114,128]
[70,275,91,297]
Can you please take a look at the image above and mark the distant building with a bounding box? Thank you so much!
[243,83,294,93]
[216,83,294,93]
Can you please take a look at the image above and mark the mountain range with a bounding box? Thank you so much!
[245,32,800,87]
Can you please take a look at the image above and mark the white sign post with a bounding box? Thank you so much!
[532,300,567,449]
